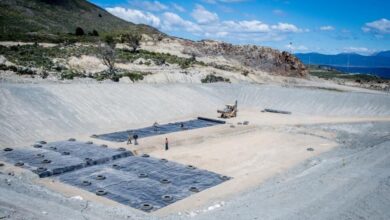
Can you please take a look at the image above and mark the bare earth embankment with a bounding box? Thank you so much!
[0,83,389,220]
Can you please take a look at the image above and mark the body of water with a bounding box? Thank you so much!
[324,65,390,79]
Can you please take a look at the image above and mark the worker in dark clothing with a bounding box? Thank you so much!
[127,130,133,145]
[180,123,184,129]
[153,122,159,132]
[127,134,132,145]
[133,134,139,145]
[165,137,169,151]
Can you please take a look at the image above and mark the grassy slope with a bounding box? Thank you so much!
[0,0,162,42]
[0,44,206,81]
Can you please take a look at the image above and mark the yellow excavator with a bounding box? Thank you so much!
[217,100,238,118]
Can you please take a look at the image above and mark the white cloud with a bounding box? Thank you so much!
[191,5,219,24]
[162,12,201,33]
[272,9,285,16]
[216,31,229,37]
[131,0,168,12]
[106,6,305,43]
[220,0,248,2]
[171,3,186,12]
[218,5,234,13]
[203,0,247,3]
[252,33,286,42]
[202,20,303,42]
[106,7,160,27]
[320,25,335,31]
[285,44,308,51]
[342,47,374,54]
[362,18,390,34]
[271,23,301,32]
[202,0,217,4]
[222,20,270,33]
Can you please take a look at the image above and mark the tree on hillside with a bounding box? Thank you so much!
[99,35,116,76]
[75,27,85,36]
[104,35,115,47]
[92,29,99,36]
[88,30,99,36]
[119,33,142,52]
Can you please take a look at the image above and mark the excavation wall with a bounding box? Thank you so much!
[1,83,389,147]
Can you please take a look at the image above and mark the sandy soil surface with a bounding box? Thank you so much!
[184,122,390,220]
[0,83,389,219]
[129,111,389,216]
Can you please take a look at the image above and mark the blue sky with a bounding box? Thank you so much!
[90,0,390,54]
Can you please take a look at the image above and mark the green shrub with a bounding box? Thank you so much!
[111,74,121,82]
[40,71,49,79]
[0,63,40,76]
[122,71,145,82]
[242,70,249,76]
[92,30,99,36]
[201,74,230,83]
[91,70,148,82]
[179,59,191,69]
[95,74,106,81]
[75,27,85,36]
[0,44,55,69]
[116,49,201,69]
[0,64,15,71]
[119,33,141,52]
[60,70,82,80]
[17,67,35,75]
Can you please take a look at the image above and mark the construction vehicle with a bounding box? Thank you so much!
[217,100,238,118]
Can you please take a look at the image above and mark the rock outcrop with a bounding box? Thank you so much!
[183,40,308,77]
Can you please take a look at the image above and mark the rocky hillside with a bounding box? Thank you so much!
[0,0,162,42]
[187,40,308,77]
[0,0,308,80]
[148,38,308,77]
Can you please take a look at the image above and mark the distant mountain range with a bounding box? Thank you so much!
[295,51,390,68]
[373,51,390,58]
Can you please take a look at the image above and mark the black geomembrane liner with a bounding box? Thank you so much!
[0,138,230,212]
[93,117,225,142]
